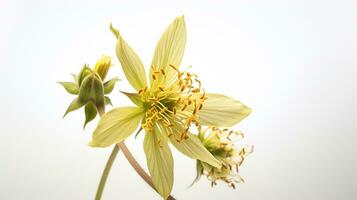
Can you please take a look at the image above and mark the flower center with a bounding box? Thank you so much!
[139,65,207,141]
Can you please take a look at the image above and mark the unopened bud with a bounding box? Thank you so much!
[78,73,105,108]
[94,55,112,80]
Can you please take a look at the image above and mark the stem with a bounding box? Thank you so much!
[95,106,176,200]
[95,145,119,200]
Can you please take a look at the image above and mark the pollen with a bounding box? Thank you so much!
[141,64,207,143]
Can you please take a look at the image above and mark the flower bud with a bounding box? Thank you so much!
[78,73,105,109]
[93,55,112,80]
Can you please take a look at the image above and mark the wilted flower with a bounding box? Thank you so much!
[194,127,253,188]
[89,16,251,199]
[58,55,119,128]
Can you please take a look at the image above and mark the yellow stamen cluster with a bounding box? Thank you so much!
[197,127,253,189]
[140,64,207,143]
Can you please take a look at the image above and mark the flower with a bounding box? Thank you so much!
[193,127,253,188]
[89,16,251,199]
[58,55,119,128]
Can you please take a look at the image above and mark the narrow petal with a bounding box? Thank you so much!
[198,93,251,127]
[114,27,147,91]
[169,130,221,168]
[89,107,144,147]
[144,127,174,199]
[120,91,145,107]
[150,16,186,87]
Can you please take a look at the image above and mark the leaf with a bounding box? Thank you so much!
[63,98,85,118]
[58,82,79,95]
[104,77,120,94]
[89,107,144,147]
[144,128,174,199]
[83,102,97,129]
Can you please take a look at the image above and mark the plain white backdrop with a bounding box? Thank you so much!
[1,0,356,199]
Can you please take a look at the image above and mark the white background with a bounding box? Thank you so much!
[1,0,356,199]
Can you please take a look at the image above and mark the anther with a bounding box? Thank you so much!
[169,64,177,71]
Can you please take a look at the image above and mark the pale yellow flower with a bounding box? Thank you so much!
[89,16,251,199]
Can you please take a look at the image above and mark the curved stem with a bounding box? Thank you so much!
[95,145,120,200]
[96,106,176,200]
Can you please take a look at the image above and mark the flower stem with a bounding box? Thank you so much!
[96,107,176,200]
[95,145,120,200]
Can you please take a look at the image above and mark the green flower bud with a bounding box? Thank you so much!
[78,73,105,109]
[93,55,112,80]
[59,56,118,128]
[194,127,253,189]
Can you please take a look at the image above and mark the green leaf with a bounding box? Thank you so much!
[89,107,144,147]
[144,128,174,199]
[83,102,97,129]
[104,96,113,106]
[121,91,144,107]
[63,98,85,118]
[58,82,79,95]
[104,77,120,94]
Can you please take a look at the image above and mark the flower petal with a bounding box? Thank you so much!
[150,16,186,87]
[112,25,147,91]
[198,93,251,127]
[144,127,174,199]
[89,107,144,147]
[169,131,221,168]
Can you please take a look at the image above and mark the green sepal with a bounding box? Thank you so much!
[57,81,79,95]
[83,102,97,129]
[104,77,120,94]
[63,98,85,118]
[78,74,105,108]
[190,161,203,187]
[78,64,92,86]
[104,96,113,106]
[71,73,78,84]
[121,91,144,107]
